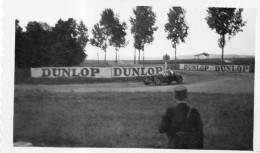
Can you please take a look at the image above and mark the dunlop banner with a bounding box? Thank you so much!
[31,66,164,78]
[179,64,250,73]
[112,66,164,78]
[31,67,112,78]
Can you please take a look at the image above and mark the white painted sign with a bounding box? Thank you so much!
[179,64,250,73]
[112,66,164,78]
[31,66,164,78]
[31,67,112,78]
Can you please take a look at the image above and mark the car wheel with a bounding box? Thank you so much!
[176,77,183,84]
[144,78,150,85]
[155,78,161,85]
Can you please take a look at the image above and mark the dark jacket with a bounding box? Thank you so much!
[159,103,203,149]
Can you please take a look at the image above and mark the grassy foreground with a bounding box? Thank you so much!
[14,91,253,150]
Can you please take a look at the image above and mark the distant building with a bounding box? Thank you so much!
[194,52,210,59]
[224,59,232,64]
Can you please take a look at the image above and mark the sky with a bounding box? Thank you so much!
[13,0,256,60]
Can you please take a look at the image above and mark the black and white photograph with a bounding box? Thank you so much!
[1,0,260,152]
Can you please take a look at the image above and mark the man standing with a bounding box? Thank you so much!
[159,86,203,149]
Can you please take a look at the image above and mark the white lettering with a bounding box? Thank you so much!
[180,64,250,73]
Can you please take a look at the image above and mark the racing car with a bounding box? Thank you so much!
[143,69,183,85]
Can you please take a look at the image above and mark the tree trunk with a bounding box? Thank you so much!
[138,49,140,64]
[115,49,118,65]
[104,48,106,64]
[104,38,108,64]
[221,46,224,64]
[97,52,99,63]
[221,34,225,65]
[143,50,144,64]
[134,48,136,64]
[118,50,120,61]
[175,44,177,69]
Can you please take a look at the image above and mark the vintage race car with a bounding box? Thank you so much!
[143,70,183,85]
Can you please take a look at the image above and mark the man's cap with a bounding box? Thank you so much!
[174,86,187,100]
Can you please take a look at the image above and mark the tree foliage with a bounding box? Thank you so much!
[110,15,127,63]
[90,9,113,63]
[165,7,189,66]
[130,6,158,63]
[90,24,107,51]
[15,19,89,68]
[15,20,53,68]
[15,20,24,67]
[165,7,189,45]
[91,8,127,63]
[110,21,127,49]
[53,18,89,66]
[205,8,246,63]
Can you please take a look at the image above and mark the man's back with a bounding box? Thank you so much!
[159,103,203,149]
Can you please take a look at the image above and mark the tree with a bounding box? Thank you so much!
[165,7,189,68]
[20,21,53,67]
[91,8,121,63]
[53,18,89,66]
[15,19,89,68]
[110,15,128,64]
[76,21,89,51]
[90,23,107,62]
[100,8,117,63]
[205,8,246,64]
[130,6,158,64]
[15,20,23,68]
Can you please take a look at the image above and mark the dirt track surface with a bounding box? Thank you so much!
[15,71,254,94]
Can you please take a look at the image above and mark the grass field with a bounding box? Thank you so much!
[14,90,254,150]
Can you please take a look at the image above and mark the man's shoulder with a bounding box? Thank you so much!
[190,107,199,112]
[189,107,202,117]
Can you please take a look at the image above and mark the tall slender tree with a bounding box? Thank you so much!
[91,8,123,63]
[90,23,107,63]
[130,6,158,64]
[205,8,246,64]
[76,21,89,51]
[165,7,189,68]
[110,15,128,65]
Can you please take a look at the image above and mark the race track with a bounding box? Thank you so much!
[15,71,255,94]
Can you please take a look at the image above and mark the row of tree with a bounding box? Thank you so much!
[15,7,246,68]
